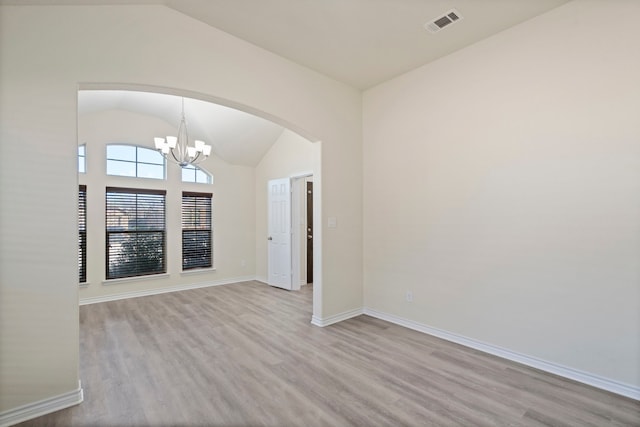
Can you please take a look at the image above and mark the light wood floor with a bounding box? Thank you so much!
[18,281,639,427]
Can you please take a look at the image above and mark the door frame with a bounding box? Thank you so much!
[291,173,313,290]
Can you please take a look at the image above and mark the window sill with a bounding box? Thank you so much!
[180,267,216,277]
[79,282,90,288]
[102,273,170,286]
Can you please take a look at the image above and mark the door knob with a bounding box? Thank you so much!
[268,236,273,241]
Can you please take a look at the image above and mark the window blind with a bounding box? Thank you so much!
[106,187,166,279]
[79,185,87,283]
[182,192,212,270]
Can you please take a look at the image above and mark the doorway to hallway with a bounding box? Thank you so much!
[267,174,314,291]
[306,181,313,284]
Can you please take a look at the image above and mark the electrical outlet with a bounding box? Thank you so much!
[405,291,413,302]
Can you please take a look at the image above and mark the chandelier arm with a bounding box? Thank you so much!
[154,97,211,168]
[191,151,202,164]
[169,149,183,165]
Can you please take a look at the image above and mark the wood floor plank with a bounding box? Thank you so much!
[16,281,640,427]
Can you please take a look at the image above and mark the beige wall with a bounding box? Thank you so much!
[255,129,317,283]
[363,0,640,388]
[78,109,256,301]
[0,4,362,414]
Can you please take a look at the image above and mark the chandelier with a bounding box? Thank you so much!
[154,98,212,168]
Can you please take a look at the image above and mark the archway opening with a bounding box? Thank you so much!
[77,84,323,320]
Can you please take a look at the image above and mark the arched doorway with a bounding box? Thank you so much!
[77,83,323,321]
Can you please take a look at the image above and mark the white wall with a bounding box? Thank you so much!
[78,109,256,302]
[0,4,362,416]
[255,129,317,282]
[363,0,640,391]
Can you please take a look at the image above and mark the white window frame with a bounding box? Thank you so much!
[106,144,166,180]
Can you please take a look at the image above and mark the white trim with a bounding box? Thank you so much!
[290,170,313,179]
[311,307,363,327]
[291,176,303,291]
[180,267,217,277]
[364,307,640,401]
[0,381,83,427]
[102,273,170,286]
[81,275,257,305]
[310,150,322,324]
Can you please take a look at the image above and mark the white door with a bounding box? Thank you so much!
[268,178,292,290]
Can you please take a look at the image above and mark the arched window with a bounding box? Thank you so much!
[181,164,212,184]
[106,144,165,179]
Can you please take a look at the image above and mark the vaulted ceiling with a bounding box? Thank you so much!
[79,90,286,167]
[2,0,570,89]
[165,0,570,90]
[4,0,571,165]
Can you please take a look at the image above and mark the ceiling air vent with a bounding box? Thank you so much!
[425,9,463,33]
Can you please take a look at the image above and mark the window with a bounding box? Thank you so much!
[182,192,212,270]
[106,144,165,179]
[181,164,212,184]
[106,188,166,279]
[78,145,86,173]
[79,185,87,283]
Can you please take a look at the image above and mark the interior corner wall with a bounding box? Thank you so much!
[363,0,640,389]
[255,129,317,282]
[0,4,362,416]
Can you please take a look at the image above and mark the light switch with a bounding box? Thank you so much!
[328,217,337,228]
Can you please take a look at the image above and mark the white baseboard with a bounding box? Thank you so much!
[311,307,363,327]
[364,307,640,401]
[0,381,83,427]
[80,275,258,305]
